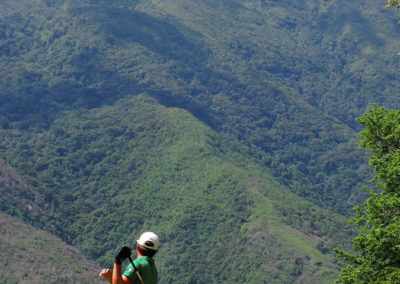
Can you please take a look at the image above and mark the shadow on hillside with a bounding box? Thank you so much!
[68,5,208,64]
[0,4,220,131]
[317,4,384,47]
[65,6,222,129]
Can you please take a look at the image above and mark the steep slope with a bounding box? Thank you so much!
[1,0,399,215]
[132,0,400,212]
[0,94,352,283]
[0,157,54,229]
[0,212,101,284]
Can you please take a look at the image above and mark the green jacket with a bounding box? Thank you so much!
[123,256,158,284]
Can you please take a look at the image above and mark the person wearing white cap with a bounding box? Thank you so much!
[100,232,159,284]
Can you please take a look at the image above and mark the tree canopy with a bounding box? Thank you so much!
[386,0,400,9]
[335,106,400,283]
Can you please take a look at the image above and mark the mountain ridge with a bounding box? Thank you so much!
[0,94,352,282]
[0,0,398,282]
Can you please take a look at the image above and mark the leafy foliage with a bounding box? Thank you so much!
[0,0,399,282]
[335,106,400,283]
[0,212,101,284]
[386,0,400,10]
[2,0,399,216]
[0,95,351,283]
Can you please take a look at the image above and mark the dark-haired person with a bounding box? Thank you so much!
[100,232,159,284]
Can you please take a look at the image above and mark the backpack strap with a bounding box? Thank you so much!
[128,256,145,284]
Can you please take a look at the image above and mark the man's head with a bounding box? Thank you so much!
[137,232,159,257]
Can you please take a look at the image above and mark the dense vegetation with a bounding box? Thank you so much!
[335,107,400,283]
[0,212,101,284]
[0,94,352,283]
[2,0,400,215]
[0,0,399,282]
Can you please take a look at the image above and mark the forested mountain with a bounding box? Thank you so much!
[0,0,399,282]
[0,212,101,283]
[0,94,353,283]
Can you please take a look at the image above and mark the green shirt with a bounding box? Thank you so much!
[123,256,158,284]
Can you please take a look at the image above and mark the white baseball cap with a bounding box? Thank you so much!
[137,232,159,251]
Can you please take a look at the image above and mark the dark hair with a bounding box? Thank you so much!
[137,243,157,258]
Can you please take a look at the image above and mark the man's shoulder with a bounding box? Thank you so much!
[135,256,155,267]
[134,257,158,284]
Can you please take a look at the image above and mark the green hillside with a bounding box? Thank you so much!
[0,0,398,282]
[0,212,101,284]
[0,94,351,283]
[1,0,399,215]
